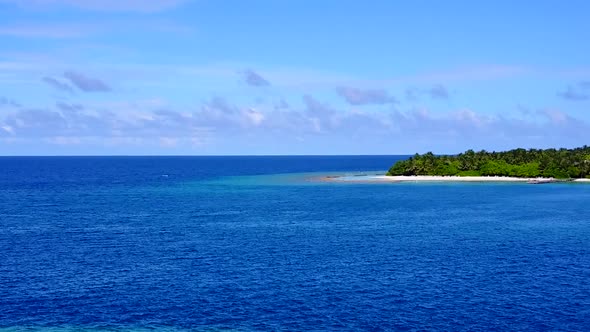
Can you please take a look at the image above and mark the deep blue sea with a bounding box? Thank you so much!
[1,156,589,331]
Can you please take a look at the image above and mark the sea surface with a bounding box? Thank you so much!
[1,156,589,331]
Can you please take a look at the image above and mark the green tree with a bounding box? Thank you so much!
[387,146,590,179]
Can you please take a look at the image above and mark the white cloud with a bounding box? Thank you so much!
[241,70,270,87]
[245,108,265,126]
[0,96,588,153]
[336,86,397,105]
[557,81,590,101]
[63,71,111,92]
[1,125,14,134]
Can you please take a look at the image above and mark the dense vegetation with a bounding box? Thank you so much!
[387,146,590,179]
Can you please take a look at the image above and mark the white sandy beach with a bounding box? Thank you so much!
[325,175,590,183]
[370,175,549,182]
[324,174,563,183]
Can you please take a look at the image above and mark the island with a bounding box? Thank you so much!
[387,146,590,180]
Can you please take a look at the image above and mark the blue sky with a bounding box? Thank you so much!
[1,0,589,155]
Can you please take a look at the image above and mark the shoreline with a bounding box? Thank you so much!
[322,174,590,183]
[374,175,547,182]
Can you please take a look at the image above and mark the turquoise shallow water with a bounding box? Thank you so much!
[1,156,589,331]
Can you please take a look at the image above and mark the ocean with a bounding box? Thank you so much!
[1,156,589,331]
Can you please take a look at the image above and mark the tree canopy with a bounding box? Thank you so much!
[387,146,590,179]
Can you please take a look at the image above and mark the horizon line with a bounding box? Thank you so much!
[0,154,414,158]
